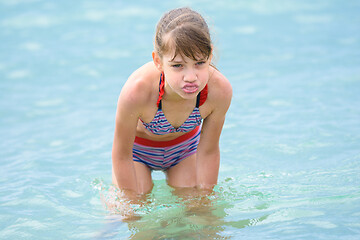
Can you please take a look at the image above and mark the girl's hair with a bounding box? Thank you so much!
[155,7,212,61]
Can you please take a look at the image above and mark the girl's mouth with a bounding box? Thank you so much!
[182,84,198,94]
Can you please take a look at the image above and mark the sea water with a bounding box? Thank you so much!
[1,0,360,239]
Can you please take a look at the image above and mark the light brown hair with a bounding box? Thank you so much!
[155,7,212,61]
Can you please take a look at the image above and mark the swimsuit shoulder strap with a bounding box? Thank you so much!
[157,73,165,109]
[197,84,208,107]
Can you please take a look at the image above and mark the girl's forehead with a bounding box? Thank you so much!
[168,54,184,62]
[163,53,199,63]
[163,51,207,63]
[161,49,182,61]
[160,32,211,62]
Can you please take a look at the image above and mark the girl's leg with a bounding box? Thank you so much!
[112,162,153,195]
[166,154,197,188]
[133,161,154,194]
[109,162,152,220]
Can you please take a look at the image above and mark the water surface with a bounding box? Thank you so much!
[1,0,360,239]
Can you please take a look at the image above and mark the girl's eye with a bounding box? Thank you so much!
[172,64,182,68]
[196,61,205,66]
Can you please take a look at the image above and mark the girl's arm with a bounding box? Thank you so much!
[196,76,232,189]
[112,79,144,194]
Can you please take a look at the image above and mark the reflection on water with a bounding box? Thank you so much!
[94,177,273,239]
[93,166,360,239]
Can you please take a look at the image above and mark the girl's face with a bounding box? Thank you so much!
[154,50,212,101]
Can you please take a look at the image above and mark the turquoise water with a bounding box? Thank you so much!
[1,0,360,239]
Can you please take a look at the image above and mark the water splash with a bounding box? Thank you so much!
[92,177,274,239]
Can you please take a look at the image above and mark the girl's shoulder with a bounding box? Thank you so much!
[118,62,160,109]
[126,62,160,91]
[207,67,232,107]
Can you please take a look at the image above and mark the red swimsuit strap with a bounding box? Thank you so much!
[198,84,208,107]
[157,73,208,108]
[156,73,165,108]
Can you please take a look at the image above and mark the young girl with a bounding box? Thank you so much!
[112,7,232,195]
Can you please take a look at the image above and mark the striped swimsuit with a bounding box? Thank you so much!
[133,73,208,170]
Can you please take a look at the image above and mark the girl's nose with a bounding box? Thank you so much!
[184,68,197,82]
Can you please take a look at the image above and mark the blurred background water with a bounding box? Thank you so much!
[1,0,360,239]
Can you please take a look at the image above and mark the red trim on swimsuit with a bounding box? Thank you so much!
[134,125,200,147]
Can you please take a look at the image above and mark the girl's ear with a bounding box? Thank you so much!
[152,51,163,72]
